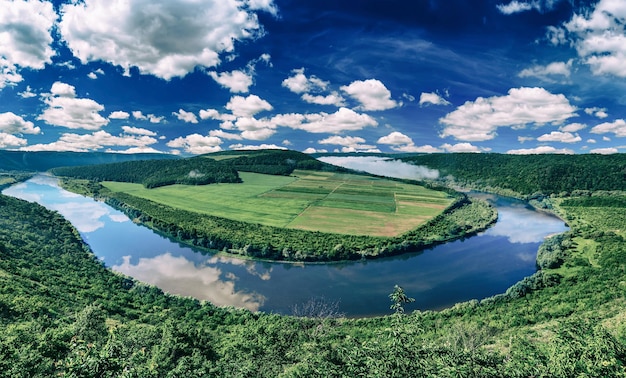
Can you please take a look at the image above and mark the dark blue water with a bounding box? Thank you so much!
[3,175,568,317]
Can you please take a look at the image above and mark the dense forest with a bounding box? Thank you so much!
[0,150,175,172]
[400,153,626,196]
[52,158,242,188]
[1,182,625,376]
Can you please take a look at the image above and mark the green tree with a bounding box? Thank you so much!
[389,285,415,315]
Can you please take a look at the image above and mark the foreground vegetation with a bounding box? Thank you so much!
[1,185,625,376]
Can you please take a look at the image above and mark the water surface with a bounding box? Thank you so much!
[3,175,568,317]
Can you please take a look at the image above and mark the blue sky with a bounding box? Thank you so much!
[1,0,625,155]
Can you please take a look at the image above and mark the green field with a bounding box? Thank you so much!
[103,170,453,236]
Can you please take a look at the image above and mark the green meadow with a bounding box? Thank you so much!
[102,170,453,236]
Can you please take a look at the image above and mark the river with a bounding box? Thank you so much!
[3,173,567,317]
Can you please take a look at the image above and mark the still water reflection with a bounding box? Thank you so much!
[3,174,568,317]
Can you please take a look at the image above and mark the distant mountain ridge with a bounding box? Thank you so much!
[0,151,177,172]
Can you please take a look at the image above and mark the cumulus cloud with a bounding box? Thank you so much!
[302,147,327,154]
[0,0,57,88]
[173,109,199,124]
[439,87,577,141]
[376,132,443,153]
[584,107,608,119]
[563,0,626,77]
[518,60,573,80]
[282,68,345,107]
[226,95,273,117]
[37,82,109,130]
[209,129,242,140]
[209,70,254,93]
[0,112,40,134]
[22,131,158,152]
[506,145,575,154]
[282,68,329,94]
[229,143,287,151]
[536,131,582,143]
[133,111,164,123]
[271,107,378,134]
[590,147,618,154]
[122,126,157,136]
[419,92,451,106]
[87,68,105,79]
[318,135,377,152]
[18,86,37,99]
[301,92,346,106]
[167,133,223,154]
[59,0,276,80]
[340,79,399,111]
[0,132,27,148]
[441,143,485,153]
[109,111,130,120]
[497,1,535,14]
[560,122,586,132]
[590,119,626,137]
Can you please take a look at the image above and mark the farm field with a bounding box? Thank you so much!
[102,170,453,236]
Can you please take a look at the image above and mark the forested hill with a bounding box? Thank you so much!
[50,150,343,189]
[401,153,626,196]
[51,157,242,189]
[205,149,346,175]
[0,150,176,172]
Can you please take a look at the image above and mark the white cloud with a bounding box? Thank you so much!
[111,146,164,154]
[497,1,534,14]
[419,92,451,106]
[393,144,443,153]
[0,0,57,88]
[536,131,582,143]
[109,111,130,120]
[0,112,40,134]
[377,131,414,145]
[22,131,158,152]
[340,79,399,111]
[318,156,440,180]
[564,0,626,77]
[166,133,223,154]
[318,135,375,151]
[132,111,164,124]
[441,143,485,153]
[590,147,618,154]
[301,92,346,106]
[440,87,577,141]
[271,107,378,134]
[122,126,157,136]
[518,60,572,80]
[59,0,275,80]
[506,145,575,154]
[209,129,242,140]
[240,128,275,141]
[225,95,273,117]
[173,109,199,124]
[587,138,597,143]
[228,143,287,151]
[209,70,253,93]
[517,136,535,143]
[282,68,329,94]
[18,85,37,98]
[584,107,608,119]
[590,119,626,137]
[38,82,109,130]
[0,132,27,148]
[302,147,327,154]
[560,122,586,132]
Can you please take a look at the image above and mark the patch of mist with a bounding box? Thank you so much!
[318,156,440,180]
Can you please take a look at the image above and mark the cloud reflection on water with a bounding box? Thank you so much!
[113,253,265,311]
[485,206,561,244]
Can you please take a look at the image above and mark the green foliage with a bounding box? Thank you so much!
[389,285,415,314]
[52,157,241,188]
[0,150,176,172]
[402,153,626,196]
[0,191,626,376]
